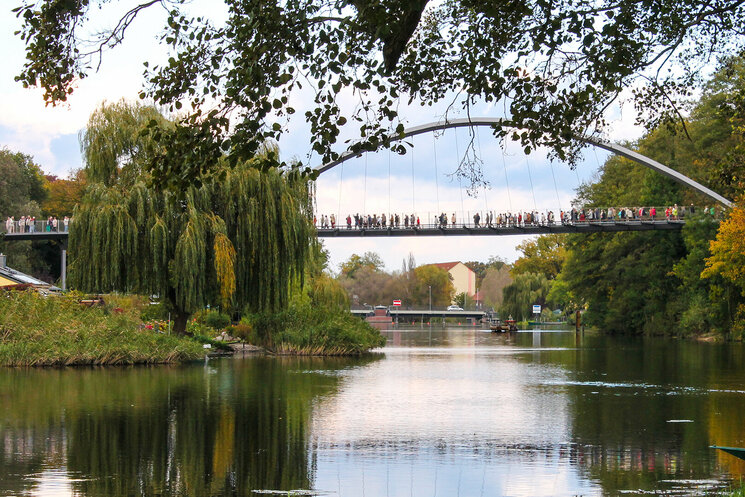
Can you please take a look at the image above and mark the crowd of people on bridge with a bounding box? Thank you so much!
[4,216,70,234]
[314,205,718,230]
[1,204,718,235]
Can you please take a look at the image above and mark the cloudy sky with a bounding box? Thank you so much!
[0,3,646,273]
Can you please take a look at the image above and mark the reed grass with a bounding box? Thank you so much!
[726,482,745,496]
[245,299,386,356]
[0,291,206,366]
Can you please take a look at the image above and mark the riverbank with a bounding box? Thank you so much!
[0,291,206,366]
[243,299,386,355]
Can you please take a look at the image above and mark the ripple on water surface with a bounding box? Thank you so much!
[1,328,745,497]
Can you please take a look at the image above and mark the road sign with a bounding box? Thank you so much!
[393,300,401,306]
[532,304,541,314]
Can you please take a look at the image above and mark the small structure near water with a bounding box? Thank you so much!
[365,305,393,329]
[0,253,59,293]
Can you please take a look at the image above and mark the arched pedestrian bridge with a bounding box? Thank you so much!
[311,117,730,237]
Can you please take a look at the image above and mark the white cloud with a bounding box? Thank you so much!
[0,3,650,270]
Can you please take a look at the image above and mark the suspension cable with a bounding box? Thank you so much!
[388,148,392,220]
[433,134,440,218]
[411,139,416,215]
[574,150,585,195]
[525,154,538,212]
[337,161,344,225]
[475,126,489,218]
[549,161,562,214]
[363,153,368,216]
[454,128,465,226]
[500,140,513,212]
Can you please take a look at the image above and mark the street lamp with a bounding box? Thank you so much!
[428,285,432,311]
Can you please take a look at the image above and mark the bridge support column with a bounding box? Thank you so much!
[60,242,67,292]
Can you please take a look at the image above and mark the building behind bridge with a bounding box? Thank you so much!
[427,261,477,303]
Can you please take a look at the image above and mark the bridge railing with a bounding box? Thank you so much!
[2,219,71,235]
[1,206,721,235]
[351,306,488,312]
[314,206,719,230]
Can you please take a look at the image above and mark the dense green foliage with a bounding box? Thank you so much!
[500,272,551,321]
[69,102,314,333]
[559,175,740,336]
[0,148,47,215]
[552,60,745,336]
[502,59,745,336]
[0,291,206,366]
[498,236,564,319]
[17,0,745,188]
[510,235,566,279]
[244,296,385,355]
[0,147,56,278]
[198,310,232,330]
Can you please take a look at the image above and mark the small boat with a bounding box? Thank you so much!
[489,318,518,333]
[711,445,745,460]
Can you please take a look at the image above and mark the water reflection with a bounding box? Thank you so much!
[0,330,744,496]
[0,357,379,496]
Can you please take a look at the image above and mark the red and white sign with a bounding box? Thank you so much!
[392,300,401,306]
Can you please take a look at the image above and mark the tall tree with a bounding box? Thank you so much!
[480,265,513,309]
[0,147,51,277]
[42,170,87,218]
[510,235,566,280]
[339,252,385,278]
[16,1,745,188]
[0,148,47,217]
[500,272,551,321]
[413,265,454,307]
[465,256,508,287]
[70,102,314,333]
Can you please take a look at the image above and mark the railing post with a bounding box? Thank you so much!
[61,246,67,291]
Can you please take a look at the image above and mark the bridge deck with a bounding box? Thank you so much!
[1,231,69,242]
[0,220,689,242]
[351,309,487,318]
[317,220,686,237]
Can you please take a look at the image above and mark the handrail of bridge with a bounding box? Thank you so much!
[316,220,690,237]
[2,219,70,235]
[313,207,719,229]
[1,210,719,238]
[313,117,733,208]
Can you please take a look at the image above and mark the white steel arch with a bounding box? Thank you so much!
[314,118,733,208]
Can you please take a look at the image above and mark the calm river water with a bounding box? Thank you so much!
[2,328,745,496]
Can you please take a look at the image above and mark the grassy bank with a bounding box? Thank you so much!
[0,291,206,366]
[244,299,386,355]
[726,483,745,496]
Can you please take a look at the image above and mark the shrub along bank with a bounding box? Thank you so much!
[0,291,206,366]
[243,296,386,355]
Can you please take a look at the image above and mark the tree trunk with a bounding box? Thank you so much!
[173,311,190,335]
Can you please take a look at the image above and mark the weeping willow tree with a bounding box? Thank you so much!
[70,101,313,333]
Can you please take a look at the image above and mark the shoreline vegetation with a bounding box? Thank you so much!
[0,291,206,367]
[0,290,385,367]
[242,296,386,356]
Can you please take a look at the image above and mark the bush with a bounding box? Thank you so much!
[140,302,168,322]
[186,320,216,337]
[243,296,385,355]
[0,290,206,366]
[194,310,231,330]
[228,323,253,341]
